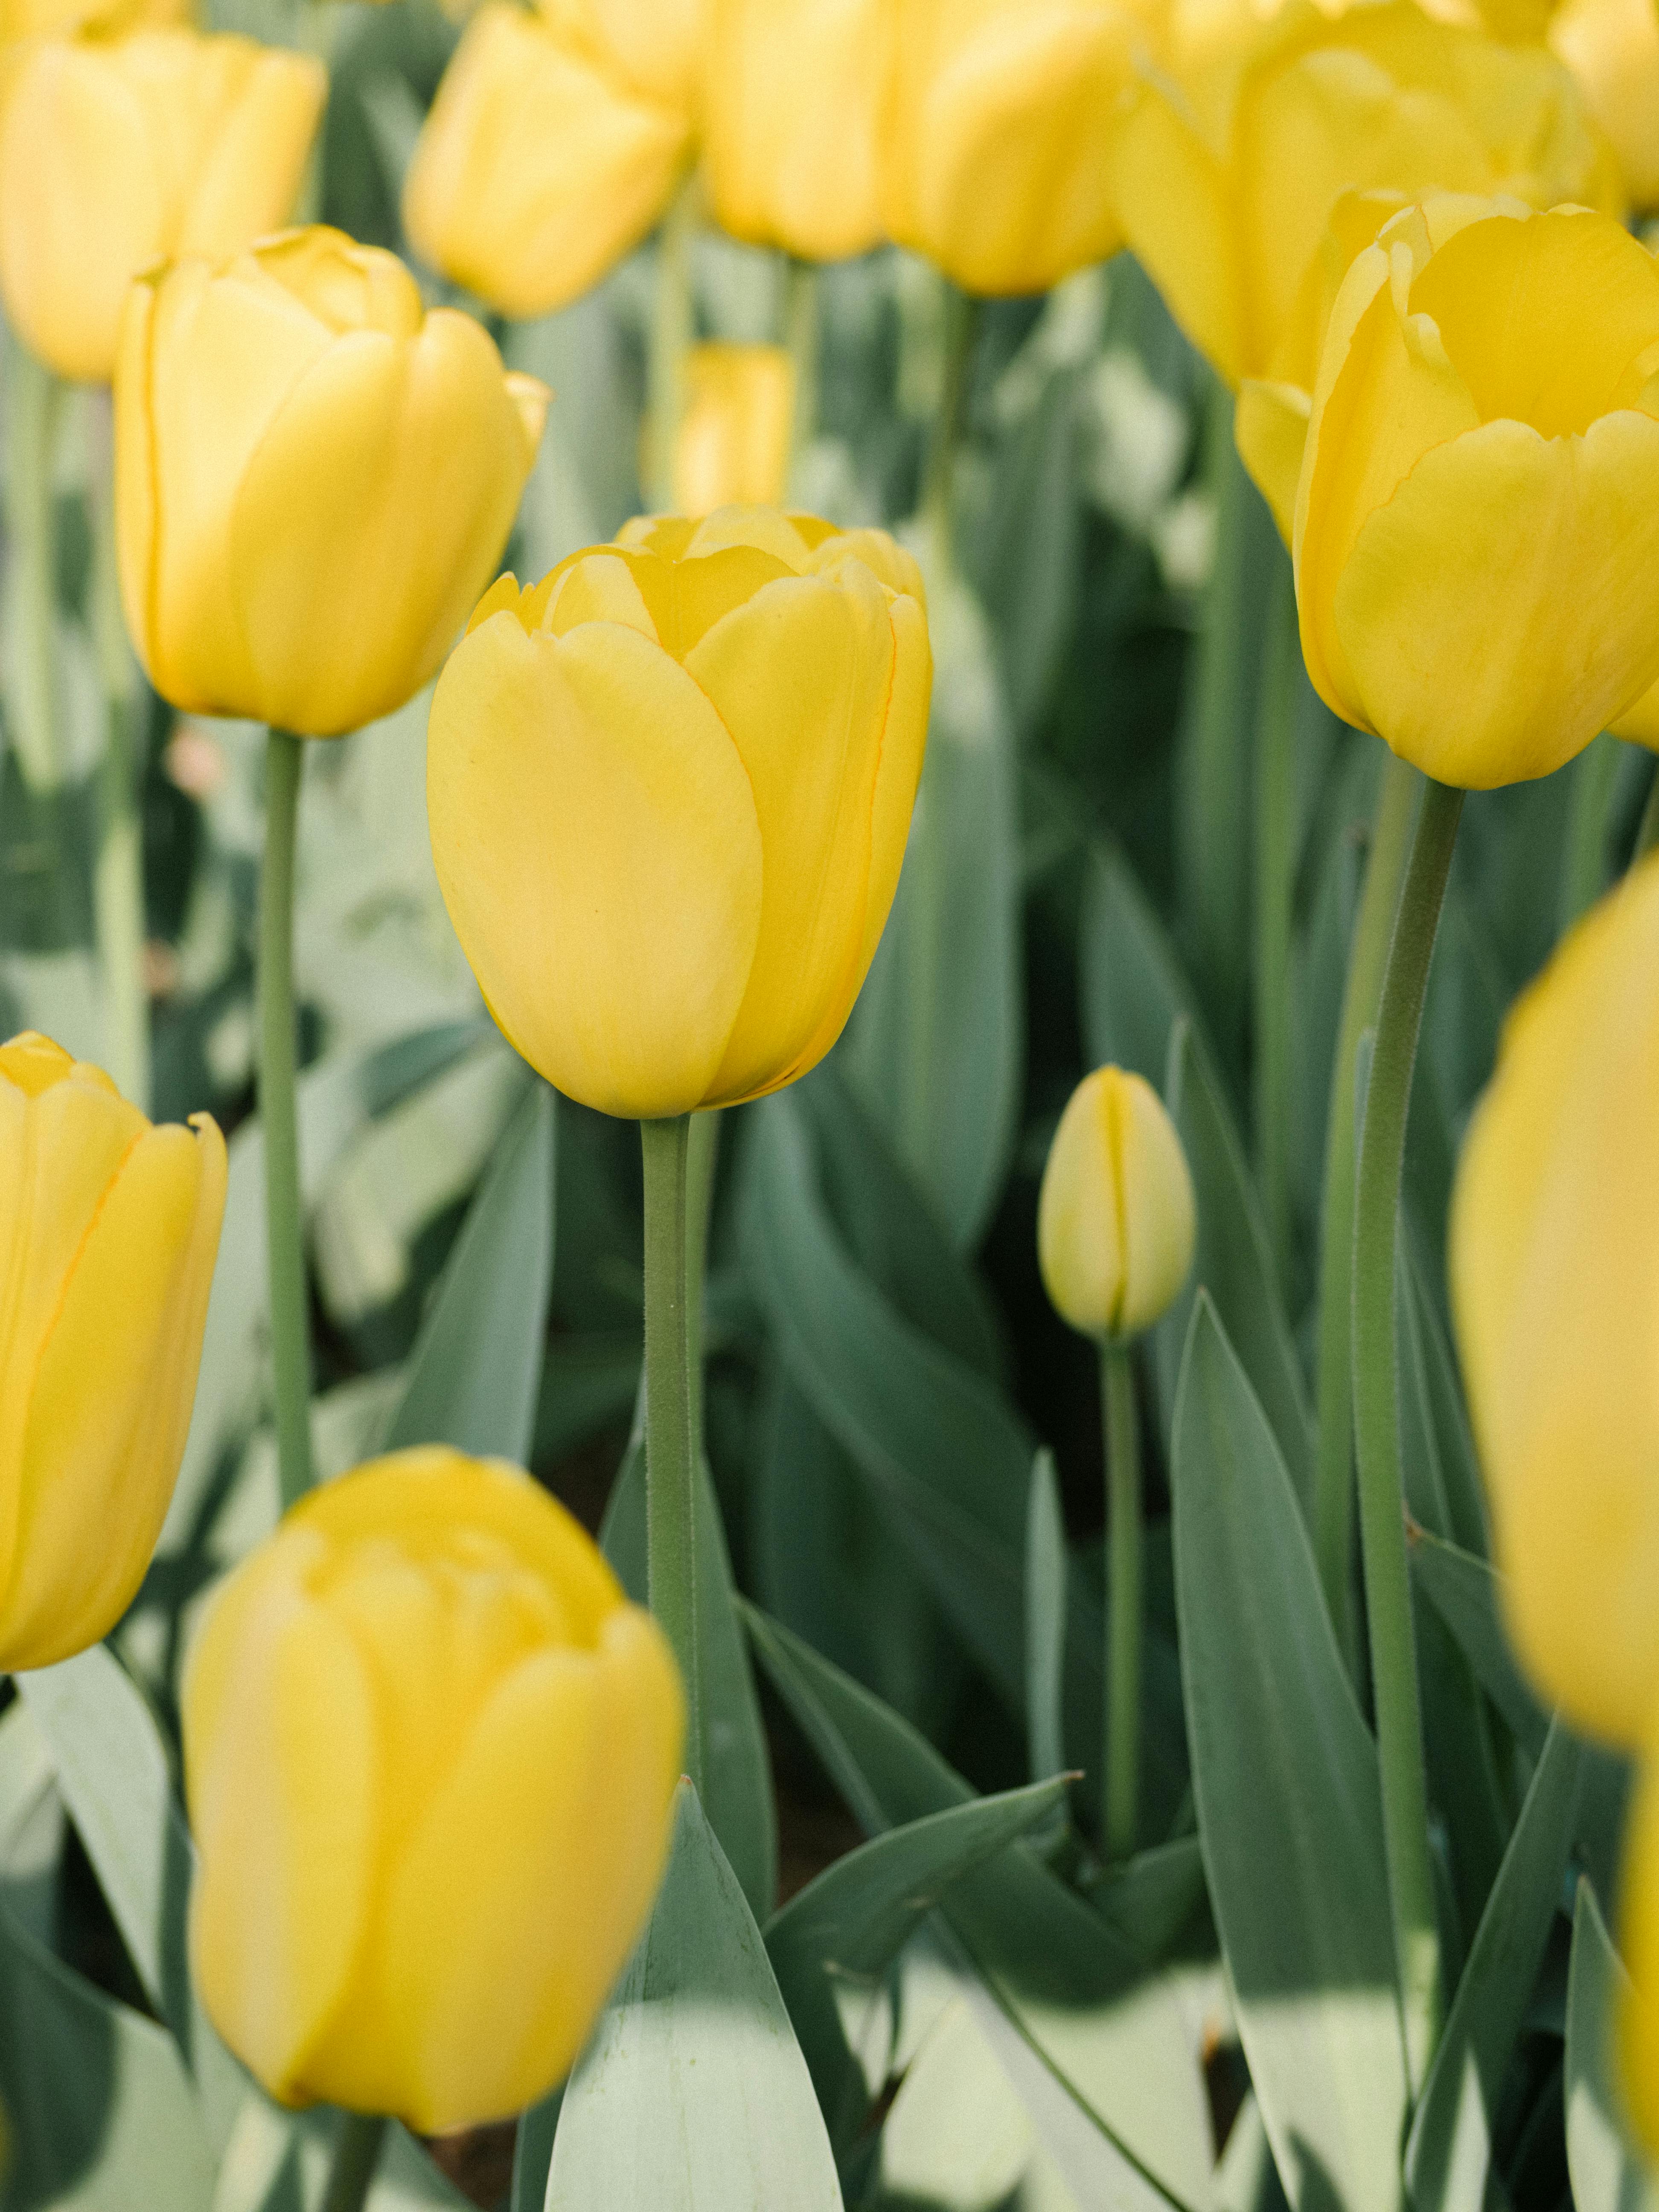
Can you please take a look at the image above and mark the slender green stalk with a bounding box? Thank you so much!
[683,1109,722,1449]
[1352,774,1463,2098]
[644,175,700,513]
[5,342,64,795]
[1558,733,1622,936]
[1252,557,1299,1294]
[641,1113,703,1793]
[87,413,150,1109]
[1634,760,1659,867]
[259,729,314,1511]
[783,257,821,482]
[1103,1342,1141,1862]
[321,2114,386,2212]
[920,282,981,576]
[1313,754,1419,1649]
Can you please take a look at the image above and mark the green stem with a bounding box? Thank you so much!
[1633,759,1659,867]
[1558,733,1622,936]
[1352,774,1463,2099]
[1103,1342,1141,1862]
[783,257,821,483]
[644,174,700,513]
[920,282,981,578]
[259,729,313,1512]
[1252,557,1299,1295]
[641,1113,703,1793]
[684,1109,721,1450]
[4,341,64,795]
[321,2114,386,2212]
[1313,754,1418,1651]
[87,415,151,1110]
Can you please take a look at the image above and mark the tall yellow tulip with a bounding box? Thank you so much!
[0,1032,225,1674]
[1295,197,1659,789]
[113,225,548,739]
[544,0,704,106]
[675,343,796,515]
[183,1447,683,2133]
[1617,1754,1659,2153]
[1039,1066,1196,1341]
[0,28,324,385]
[1552,0,1659,210]
[0,0,183,33]
[427,507,931,1120]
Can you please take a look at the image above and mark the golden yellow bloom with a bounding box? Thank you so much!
[883,0,1142,295]
[1552,0,1659,209]
[542,0,704,106]
[428,508,931,1121]
[1450,853,1659,1748]
[183,1448,682,2133]
[1113,0,1617,401]
[403,3,691,322]
[1295,198,1659,789]
[703,0,893,261]
[0,1032,225,1674]
[0,29,324,385]
[674,344,796,515]
[1038,1066,1195,1340]
[0,0,184,35]
[114,226,547,740]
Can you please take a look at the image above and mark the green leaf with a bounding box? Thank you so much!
[1404,1246,1487,1561]
[0,1703,62,1950]
[383,1083,555,1461]
[1407,1528,1548,1759]
[744,1604,1213,2212]
[1080,842,1210,1097]
[602,1429,777,1923]
[546,1782,843,2212]
[1405,1718,1583,2212]
[1566,1881,1659,2212]
[511,2094,562,2212]
[1026,1452,1068,1787]
[212,2103,474,2212]
[1172,1296,1408,2212]
[1087,1837,1208,1967]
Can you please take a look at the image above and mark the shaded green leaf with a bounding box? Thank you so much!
[1566,1882,1658,2212]
[1080,842,1209,1099]
[1086,1837,1208,1967]
[1407,1529,1548,1759]
[1027,1452,1068,1788]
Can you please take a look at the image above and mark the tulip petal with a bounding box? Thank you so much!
[1039,1073,1126,1336]
[1117,1074,1197,1333]
[173,44,325,260]
[428,617,763,1117]
[1618,1755,1659,2152]
[1111,75,1243,384]
[618,541,797,658]
[1336,411,1659,786]
[1612,674,1659,751]
[1236,377,1310,544]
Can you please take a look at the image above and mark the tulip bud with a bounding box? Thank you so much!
[427,507,931,1120]
[0,29,325,386]
[542,0,703,108]
[1038,1067,1195,1341]
[674,344,796,516]
[1552,0,1659,211]
[183,1448,683,2133]
[403,3,692,323]
[702,0,893,262]
[0,1032,225,1673]
[884,0,1140,295]
[1295,197,1659,790]
[1451,853,1659,1749]
[114,225,548,739]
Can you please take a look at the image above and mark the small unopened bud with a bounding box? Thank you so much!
[1038,1066,1196,1341]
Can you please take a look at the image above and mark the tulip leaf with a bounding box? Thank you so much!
[545,1781,843,2212]
[213,2102,473,2212]
[1087,1836,1210,1968]
[1405,1718,1583,2212]
[1171,1295,1408,2212]
[1566,1881,1659,2212]
[602,1425,777,1923]
[743,1603,1214,2212]
[1080,840,1212,1100]
[0,1702,63,1950]
[383,1081,556,1463]
[1406,1528,1549,1759]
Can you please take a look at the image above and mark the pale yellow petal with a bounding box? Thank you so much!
[1111,71,1243,382]
[1235,376,1310,543]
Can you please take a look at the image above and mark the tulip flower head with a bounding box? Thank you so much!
[428,507,931,1121]
[1615,1755,1659,2154]
[674,343,796,515]
[1039,1066,1196,1341]
[183,1448,683,2133]
[114,225,548,739]
[1295,197,1659,789]
[0,28,325,384]
[0,0,184,35]
[1551,0,1659,211]
[0,1033,225,1673]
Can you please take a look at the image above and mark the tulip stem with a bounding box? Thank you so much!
[1102,1341,1141,1862]
[4,339,65,795]
[87,411,151,1111]
[684,1109,721,1450]
[1634,761,1659,867]
[641,1112,704,1794]
[1558,733,1622,937]
[1352,771,1462,2101]
[1313,753,1419,1655]
[1252,556,1299,1296]
[784,259,821,481]
[321,2113,385,2212]
[259,728,314,1511]
[921,282,981,576]
[645,173,700,513]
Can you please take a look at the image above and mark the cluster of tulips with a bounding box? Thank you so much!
[5,0,1659,2197]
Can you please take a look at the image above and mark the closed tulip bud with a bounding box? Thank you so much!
[674,343,796,516]
[428,507,931,1120]
[114,226,548,739]
[0,1032,226,1673]
[1295,198,1659,790]
[542,0,704,107]
[183,1448,683,2132]
[0,29,325,386]
[1039,1067,1195,1341]
[703,0,893,262]
[1552,0,1659,210]
[403,4,691,323]
[1452,857,1659,1750]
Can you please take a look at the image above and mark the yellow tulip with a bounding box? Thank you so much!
[703,0,894,261]
[427,507,931,1121]
[884,0,1144,295]
[0,29,324,386]
[183,1447,683,2133]
[1113,0,1617,404]
[403,3,692,323]
[1450,852,1659,1748]
[1618,1752,1659,2152]
[114,225,548,740]
[0,1032,225,1674]
[542,0,704,106]
[674,344,796,515]
[0,0,184,35]
[1295,198,1659,789]
[1552,0,1659,209]
[1038,1066,1196,1340]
